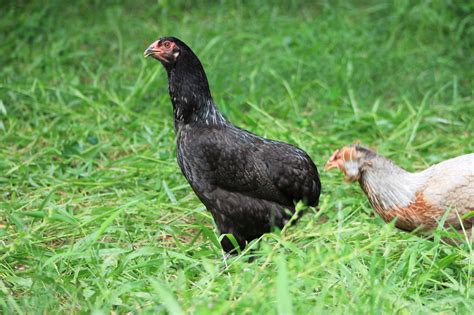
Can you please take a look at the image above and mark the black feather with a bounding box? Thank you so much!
[149,37,321,252]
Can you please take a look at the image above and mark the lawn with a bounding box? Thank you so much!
[1,0,473,313]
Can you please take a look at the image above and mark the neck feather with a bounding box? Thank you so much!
[167,52,226,128]
[359,156,427,211]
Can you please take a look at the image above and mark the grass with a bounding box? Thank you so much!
[1,0,473,313]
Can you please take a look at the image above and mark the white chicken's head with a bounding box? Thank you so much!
[325,144,375,182]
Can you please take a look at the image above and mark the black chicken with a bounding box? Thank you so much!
[144,37,321,252]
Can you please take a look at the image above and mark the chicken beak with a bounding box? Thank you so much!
[143,46,155,58]
[324,160,338,171]
[324,149,340,171]
[144,40,161,58]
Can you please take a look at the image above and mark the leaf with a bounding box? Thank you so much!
[222,233,241,254]
[20,211,45,218]
[121,246,160,266]
[199,225,221,250]
[162,180,177,204]
[461,211,474,220]
[8,213,24,231]
[48,213,77,224]
[276,255,293,315]
[150,280,184,315]
[87,135,98,145]
[0,100,6,115]
[11,277,32,288]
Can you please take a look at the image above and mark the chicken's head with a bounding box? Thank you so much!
[325,145,375,182]
[144,37,182,65]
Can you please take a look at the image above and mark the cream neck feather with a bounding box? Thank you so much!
[358,156,429,210]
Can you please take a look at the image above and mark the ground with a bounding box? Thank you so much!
[0,0,473,314]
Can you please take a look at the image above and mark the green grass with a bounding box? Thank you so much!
[1,0,473,313]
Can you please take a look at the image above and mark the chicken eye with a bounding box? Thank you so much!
[163,41,171,49]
